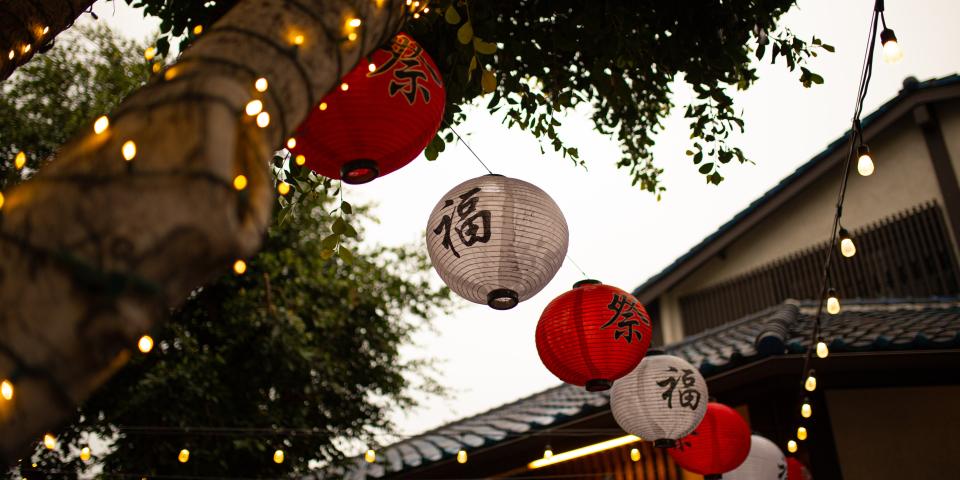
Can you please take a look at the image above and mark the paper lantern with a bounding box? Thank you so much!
[426,174,568,310]
[289,32,444,184]
[725,435,787,480]
[536,281,652,391]
[669,402,751,478]
[611,351,708,447]
[787,458,813,480]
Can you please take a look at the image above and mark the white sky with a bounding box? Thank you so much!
[90,0,960,441]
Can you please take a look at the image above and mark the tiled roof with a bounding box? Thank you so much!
[318,298,960,479]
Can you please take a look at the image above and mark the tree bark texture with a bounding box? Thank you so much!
[0,0,406,465]
[0,0,96,81]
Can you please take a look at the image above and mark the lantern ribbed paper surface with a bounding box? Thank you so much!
[426,175,568,310]
[611,352,708,447]
[725,435,787,480]
[289,32,444,184]
[787,458,813,480]
[669,402,751,478]
[536,281,652,391]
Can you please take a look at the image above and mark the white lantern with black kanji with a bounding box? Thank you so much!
[610,351,708,447]
[426,174,568,310]
[725,434,787,480]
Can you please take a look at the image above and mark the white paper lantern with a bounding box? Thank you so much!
[610,351,708,447]
[725,435,787,480]
[426,174,568,310]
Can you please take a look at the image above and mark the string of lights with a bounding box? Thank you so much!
[789,0,903,455]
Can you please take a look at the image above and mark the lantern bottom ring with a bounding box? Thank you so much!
[653,439,676,449]
[340,159,380,184]
[487,289,519,310]
[585,379,612,392]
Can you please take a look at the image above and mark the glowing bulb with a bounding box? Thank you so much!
[295,154,306,166]
[286,137,297,149]
[152,62,162,74]
[368,62,376,73]
[193,25,204,36]
[797,427,808,441]
[122,140,137,161]
[347,32,358,41]
[14,151,26,170]
[340,82,349,91]
[801,401,812,419]
[233,259,248,275]
[178,449,190,463]
[412,13,420,19]
[43,434,56,450]
[630,448,641,462]
[1,379,13,400]
[543,446,553,459]
[80,446,91,462]
[816,341,829,359]
[787,440,798,453]
[245,99,263,116]
[7,50,13,60]
[839,228,856,258]
[293,34,305,45]
[42,26,50,35]
[144,47,157,61]
[805,374,817,392]
[880,29,903,64]
[826,289,840,315]
[348,18,362,28]
[423,7,430,13]
[255,77,268,92]
[94,116,110,134]
[256,111,270,128]
[319,102,328,111]
[23,44,31,54]
[456,449,467,464]
[365,449,376,463]
[277,182,291,195]
[164,67,179,81]
[233,175,248,191]
[857,145,874,176]
[0,192,4,210]
[273,449,284,464]
[138,335,154,353]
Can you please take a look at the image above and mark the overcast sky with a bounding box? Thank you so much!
[89,0,960,442]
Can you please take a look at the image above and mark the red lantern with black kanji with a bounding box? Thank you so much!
[288,32,444,184]
[668,402,751,479]
[535,280,652,392]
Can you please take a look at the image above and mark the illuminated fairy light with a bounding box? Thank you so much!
[23,44,31,54]
[857,145,875,176]
[295,154,306,166]
[255,77,269,92]
[152,62,162,74]
[797,426,808,441]
[43,434,56,450]
[14,151,26,170]
[0,192,5,210]
[193,25,204,36]
[245,99,263,116]
[293,34,305,46]
[880,28,903,64]
[839,228,857,257]
[122,141,137,161]
[365,449,376,463]
[41,26,50,35]
[256,111,270,128]
[233,175,249,191]
[1,379,13,401]
[816,340,829,359]
[178,449,190,463]
[456,449,468,464]
[801,399,812,419]
[273,449,284,464]
[7,50,14,60]
[277,182,291,196]
[630,448,641,462]
[80,447,91,462]
[340,82,349,91]
[347,32,358,41]
[805,371,817,392]
[144,47,157,61]
[286,137,297,149]
[529,435,641,469]
[826,289,840,315]
[368,62,376,72]
[543,446,553,459]
[319,102,328,111]
[787,440,798,453]
[94,116,110,134]
[138,335,154,354]
[347,18,362,28]
[233,260,248,275]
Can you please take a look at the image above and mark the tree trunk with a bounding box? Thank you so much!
[0,0,406,465]
[0,0,96,81]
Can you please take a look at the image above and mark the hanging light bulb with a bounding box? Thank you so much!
[816,339,829,359]
[630,447,641,462]
[245,99,263,116]
[80,446,91,462]
[293,34,305,45]
[368,62,376,72]
[801,399,812,419]
[286,137,297,149]
[340,82,349,91]
[0,192,5,210]
[456,449,468,464]
[178,449,190,463]
[277,182,291,196]
[144,47,157,61]
[233,259,248,275]
[122,140,137,161]
[94,116,110,134]
[14,151,26,170]
[193,25,204,36]
[797,426,808,441]
[273,449,284,464]
[318,102,328,111]
[233,175,248,191]
[1,379,13,400]
[826,289,840,315]
[787,440,798,453]
[880,28,903,64]
[543,445,553,459]
[295,154,306,166]
[254,77,268,92]
[256,111,270,128]
[839,228,857,257]
[43,434,56,450]
[364,449,376,463]
[805,370,817,392]
[857,145,875,176]
[138,335,154,353]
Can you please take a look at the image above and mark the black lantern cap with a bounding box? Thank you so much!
[573,279,601,289]
[487,288,519,310]
[341,159,379,184]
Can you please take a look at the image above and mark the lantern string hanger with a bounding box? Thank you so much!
[793,0,898,454]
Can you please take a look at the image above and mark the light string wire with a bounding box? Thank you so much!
[796,0,884,451]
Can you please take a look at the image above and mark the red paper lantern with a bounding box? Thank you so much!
[289,32,444,184]
[535,280,652,391]
[668,402,751,479]
[787,457,813,480]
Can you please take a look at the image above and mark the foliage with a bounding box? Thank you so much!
[0,24,151,190]
[2,23,450,478]
[129,0,832,195]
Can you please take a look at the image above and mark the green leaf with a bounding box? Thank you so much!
[473,37,497,55]
[341,200,352,214]
[698,162,713,174]
[481,69,497,94]
[344,223,359,239]
[338,246,354,265]
[822,43,835,53]
[444,5,461,24]
[332,217,346,234]
[457,22,474,45]
[321,233,339,249]
[468,56,478,81]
